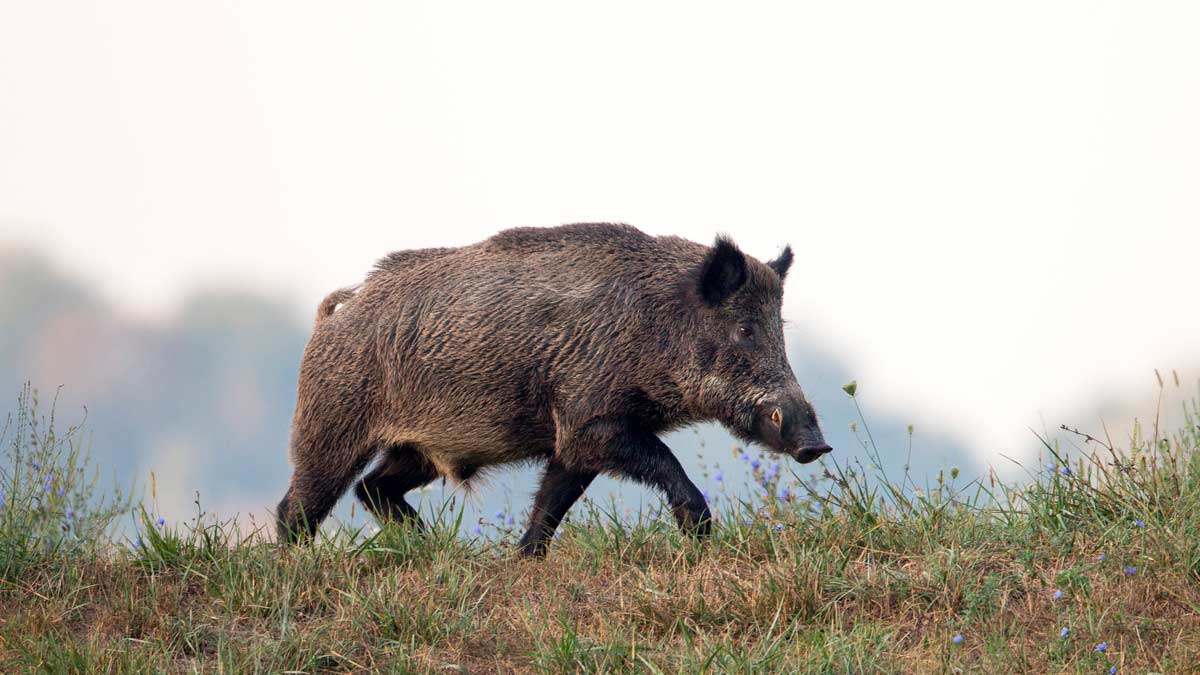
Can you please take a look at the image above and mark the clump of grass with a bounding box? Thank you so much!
[0,384,129,580]
[2,381,1200,673]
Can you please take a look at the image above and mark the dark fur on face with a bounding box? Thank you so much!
[276,223,829,555]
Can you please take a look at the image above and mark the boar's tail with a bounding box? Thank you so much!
[315,286,358,323]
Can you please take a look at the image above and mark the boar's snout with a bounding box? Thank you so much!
[754,394,832,464]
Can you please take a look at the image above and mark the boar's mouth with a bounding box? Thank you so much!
[790,443,834,464]
[729,402,833,463]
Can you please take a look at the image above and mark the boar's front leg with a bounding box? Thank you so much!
[602,429,713,540]
[517,458,596,558]
[576,420,713,539]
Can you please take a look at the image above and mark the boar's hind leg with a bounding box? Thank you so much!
[276,428,376,544]
[517,458,597,558]
[354,445,438,528]
[580,422,712,539]
[276,454,372,544]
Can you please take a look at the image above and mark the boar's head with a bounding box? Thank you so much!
[689,237,831,464]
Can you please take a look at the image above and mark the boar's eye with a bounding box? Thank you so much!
[737,325,755,342]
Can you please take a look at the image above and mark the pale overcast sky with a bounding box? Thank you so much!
[2,1,1198,468]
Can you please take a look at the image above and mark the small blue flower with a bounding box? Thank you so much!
[1059,626,1069,638]
[1109,667,1117,674]
[134,536,143,548]
[774,523,783,532]
[1123,565,1137,574]
[1133,519,1145,528]
[778,486,789,500]
[471,524,482,535]
[56,486,65,496]
[1097,552,1106,562]
[714,471,723,483]
[32,461,40,470]
[1059,466,1071,475]
[155,517,165,526]
[494,510,505,521]
[65,506,74,519]
[951,634,963,644]
[1052,589,1063,600]
[750,459,761,469]
[505,515,515,526]
[739,452,750,462]
[1095,641,1107,652]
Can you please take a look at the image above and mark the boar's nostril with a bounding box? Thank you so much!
[769,407,783,428]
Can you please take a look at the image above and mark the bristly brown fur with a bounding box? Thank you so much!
[276,222,824,555]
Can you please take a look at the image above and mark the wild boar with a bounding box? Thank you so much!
[276,223,830,556]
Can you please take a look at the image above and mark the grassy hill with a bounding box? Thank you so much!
[2,386,1199,674]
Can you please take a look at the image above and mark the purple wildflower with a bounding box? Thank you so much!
[155,517,165,526]
[1059,626,1069,638]
[1052,589,1063,600]
[471,524,482,535]
[1123,565,1137,574]
[1060,466,1071,476]
[1109,667,1117,674]
[739,452,750,462]
[951,634,963,644]
[505,515,515,526]
[778,486,789,500]
[1097,552,1106,562]
[774,523,783,532]
[1095,641,1107,652]
[494,510,505,521]
[714,471,723,483]
[750,459,761,470]
[56,486,65,496]
[1133,519,1145,528]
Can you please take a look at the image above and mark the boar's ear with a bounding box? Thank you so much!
[699,236,748,306]
[767,245,794,281]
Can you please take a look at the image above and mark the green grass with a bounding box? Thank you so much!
[2,384,1200,673]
